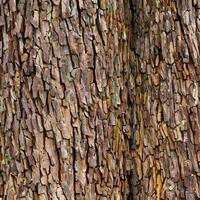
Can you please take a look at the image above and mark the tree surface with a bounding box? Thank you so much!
[129,0,200,199]
[0,0,200,200]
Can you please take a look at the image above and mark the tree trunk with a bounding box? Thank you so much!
[130,0,200,199]
[0,0,134,199]
[1,0,200,200]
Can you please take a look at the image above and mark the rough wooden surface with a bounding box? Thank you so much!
[1,0,200,199]
[130,0,200,199]
[0,0,134,199]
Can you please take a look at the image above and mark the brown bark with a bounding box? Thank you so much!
[1,0,200,200]
[130,0,200,199]
[0,0,134,199]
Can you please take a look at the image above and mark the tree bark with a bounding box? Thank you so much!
[1,0,200,200]
[0,0,134,199]
[130,0,200,199]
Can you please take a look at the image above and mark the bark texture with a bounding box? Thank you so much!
[130,0,200,199]
[1,0,200,200]
[0,0,134,199]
